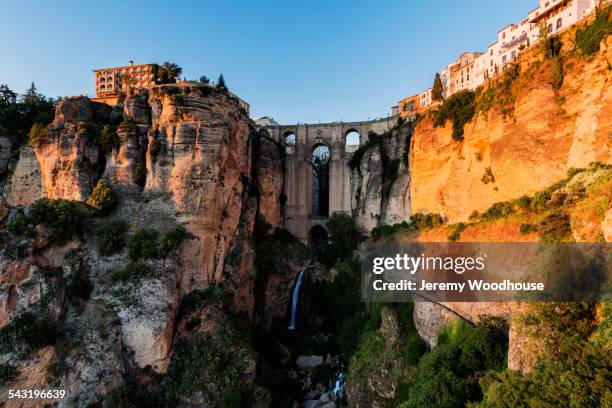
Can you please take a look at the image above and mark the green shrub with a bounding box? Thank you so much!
[27,123,47,146]
[98,219,128,255]
[574,5,612,57]
[29,198,88,244]
[551,56,564,89]
[98,124,119,153]
[448,223,467,241]
[537,211,572,242]
[468,210,480,222]
[411,212,445,229]
[480,201,515,221]
[103,378,164,408]
[127,228,158,260]
[0,363,17,386]
[515,195,532,211]
[159,225,188,257]
[111,261,150,283]
[178,285,223,318]
[133,163,147,188]
[87,178,116,214]
[8,208,34,237]
[319,212,360,267]
[434,90,476,141]
[480,167,495,184]
[399,317,508,408]
[519,223,537,235]
[0,312,58,354]
[478,303,607,407]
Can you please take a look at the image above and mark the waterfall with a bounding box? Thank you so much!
[287,269,305,331]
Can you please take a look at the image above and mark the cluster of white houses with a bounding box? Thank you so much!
[392,0,606,118]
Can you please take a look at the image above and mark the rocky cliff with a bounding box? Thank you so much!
[0,82,294,406]
[410,35,612,223]
[350,121,413,231]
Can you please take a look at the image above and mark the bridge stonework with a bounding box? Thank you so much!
[265,116,399,244]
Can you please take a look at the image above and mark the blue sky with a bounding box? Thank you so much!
[0,0,535,124]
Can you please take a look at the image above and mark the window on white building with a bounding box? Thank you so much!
[556,18,562,29]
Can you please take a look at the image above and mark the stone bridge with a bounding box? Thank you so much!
[265,116,399,245]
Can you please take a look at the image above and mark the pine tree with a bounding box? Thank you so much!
[432,73,444,101]
[216,74,227,90]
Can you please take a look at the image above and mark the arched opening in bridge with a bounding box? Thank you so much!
[345,130,360,153]
[284,131,296,154]
[308,225,328,254]
[311,144,330,217]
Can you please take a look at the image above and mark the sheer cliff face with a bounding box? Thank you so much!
[409,36,612,223]
[28,84,283,318]
[0,83,285,392]
[350,124,412,232]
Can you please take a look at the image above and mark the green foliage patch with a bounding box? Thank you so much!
[434,90,476,141]
[574,5,612,57]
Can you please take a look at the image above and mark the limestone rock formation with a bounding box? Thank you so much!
[34,97,111,201]
[3,146,43,206]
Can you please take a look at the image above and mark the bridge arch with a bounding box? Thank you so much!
[311,143,330,217]
[345,129,360,153]
[308,225,328,253]
[283,130,296,154]
[261,115,400,243]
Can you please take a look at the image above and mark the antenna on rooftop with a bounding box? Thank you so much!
[129,60,134,66]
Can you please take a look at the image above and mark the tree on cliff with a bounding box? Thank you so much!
[216,74,227,91]
[156,62,183,84]
[432,73,444,101]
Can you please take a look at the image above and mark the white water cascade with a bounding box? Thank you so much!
[287,269,305,331]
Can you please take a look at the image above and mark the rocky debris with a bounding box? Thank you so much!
[296,355,323,372]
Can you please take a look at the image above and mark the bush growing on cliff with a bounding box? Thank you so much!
[98,124,119,153]
[27,123,47,146]
[320,212,360,267]
[127,228,159,260]
[0,312,58,354]
[159,225,188,257]
[447,223,467,241]
[97,219,127,255]
[574,4,612,57]
[8,207,34,237]
[398,317,508,408]
[476,302,609,407]
[537,211,572,242]
[434,90,476,141]
[29,198,89,244]
[87,178,116,214]
[0,363,17,386]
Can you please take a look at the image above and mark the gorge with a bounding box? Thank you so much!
[0,10,611,408]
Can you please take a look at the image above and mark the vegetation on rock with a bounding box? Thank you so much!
[87,178,117,214]
[434,90,476,141]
